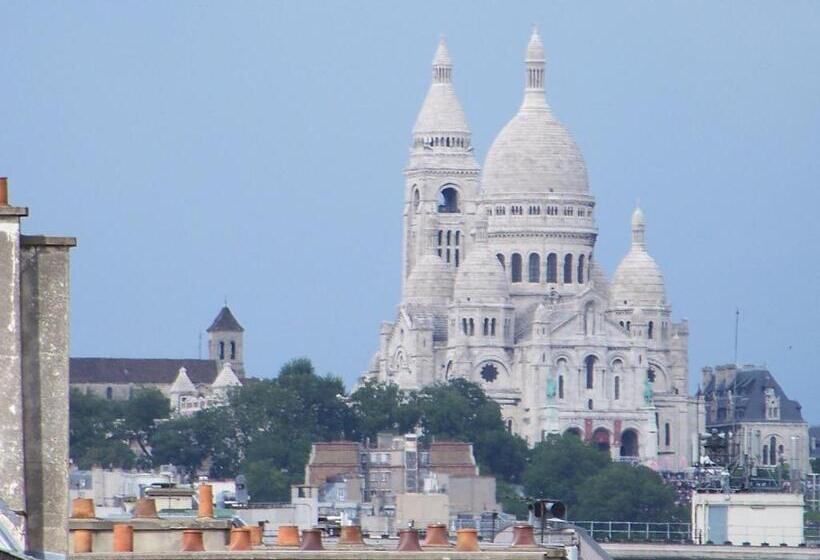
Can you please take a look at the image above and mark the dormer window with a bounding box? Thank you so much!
[765,387,780,420]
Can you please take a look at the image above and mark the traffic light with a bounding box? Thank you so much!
[529,499,566,520]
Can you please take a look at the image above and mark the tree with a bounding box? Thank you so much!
[149,416,209,477]
[574,463,684,522]
[119,387,170,463]
[523,434,610,512]
[349,379,420,440]
[242,460,291,503]
[69,389,136,469]
[417,379,529,482]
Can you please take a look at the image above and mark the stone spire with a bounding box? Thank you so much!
[412,37,472,143]
[523,26,547,109]
[432,36,453,84]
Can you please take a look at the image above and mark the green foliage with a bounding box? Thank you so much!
[242,460,292,502]
[416,379,528,482]
[497,481,528,520]
[574,463,685,522]
[524,434,610,509]
[69,387,170,469]
[349,378,420,440]
[523,434,682,522]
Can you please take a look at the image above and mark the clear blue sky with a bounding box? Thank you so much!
[2,2,818,421]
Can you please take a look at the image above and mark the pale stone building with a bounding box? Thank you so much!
[70,305,245,414]
[365,31,702,471]
[702,364,810,476]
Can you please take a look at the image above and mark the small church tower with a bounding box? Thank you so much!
[207,306,245,378]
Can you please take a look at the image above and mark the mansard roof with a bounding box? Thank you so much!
[70,357,219,385]
[704,366,804,424]
[207,306,244,333]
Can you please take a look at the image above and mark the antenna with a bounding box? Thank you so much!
[733,308,740,365]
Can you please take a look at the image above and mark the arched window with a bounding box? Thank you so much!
[528,253,540,283]
[564,254,573,284]
[614,376,620,400]
[585,355,596,389]
[648,321,654,340]
[577,254,585,283]
[106,386,113,400]
[490,318,496,336]
[762,445,769,465]
[437,186,459,213]
[497,253,505,269]
[558,375,564,399]
[769,436,777,465]
[620,429,639,457]
[546,253,557,283]
[664,423,671,447]
[219,341,225,360]
[511,253,522,283]
[412,188,420,212]
[505,419,513,433]
[483,318,489,336]
[468,318,475,336]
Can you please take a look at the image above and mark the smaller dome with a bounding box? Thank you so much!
[453,226,510,304]
[404,252,454,305]
[611,206,666,308]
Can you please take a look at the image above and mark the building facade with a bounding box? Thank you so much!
[702,364,810,476]
[70,305,245,414]
[364,31,702,471]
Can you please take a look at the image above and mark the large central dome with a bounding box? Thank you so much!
[482,30,589,197]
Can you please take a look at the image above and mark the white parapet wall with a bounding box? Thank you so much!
[691,491,804,546]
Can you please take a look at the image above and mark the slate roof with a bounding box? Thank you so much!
[704,367,804,424]
[207,306,244,333]
[70,358,219,385]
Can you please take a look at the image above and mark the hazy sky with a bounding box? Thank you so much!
[2,2,819,421]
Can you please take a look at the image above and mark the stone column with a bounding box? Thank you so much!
[0,193,28,517]
[20,235,76,557]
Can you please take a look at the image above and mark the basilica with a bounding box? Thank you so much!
[365,30,703,472]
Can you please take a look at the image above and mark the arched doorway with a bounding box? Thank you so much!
[592,428,611,453]
[620,429,639,458]
[564,427,582,439]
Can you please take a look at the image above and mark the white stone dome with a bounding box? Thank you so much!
[611,207,666,308]
[404,252,454,305]
[453,229,509,304]
[482,30,588,197]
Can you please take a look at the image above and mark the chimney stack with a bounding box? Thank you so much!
[0,177,8,206]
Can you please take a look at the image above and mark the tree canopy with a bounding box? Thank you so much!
[69,360,683,520]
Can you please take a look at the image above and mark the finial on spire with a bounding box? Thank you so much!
[523,27,546,106]
[432,36,453,84]
[631,203,646,247]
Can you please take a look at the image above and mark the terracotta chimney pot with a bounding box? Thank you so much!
[423,523,450,547]
[112,524,134,553]
[132,497,159,519]
[181,530,205,552]
[511,522,538,548]
[198,484,214,518]
[73,529,93,553]
[229,527,251,551]
[71,498,95,519]
[0,178,7,206]
[248,525,263,546]
[299,528,324,551]
[397,528,422,551]
[275,524,300,548]
[455,527,480,552]
[337,525,366,548]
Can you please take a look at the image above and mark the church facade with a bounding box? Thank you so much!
[365,31,702,472]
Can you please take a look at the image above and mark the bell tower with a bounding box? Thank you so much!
[207,305,245,378]
[402,37,480,297]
